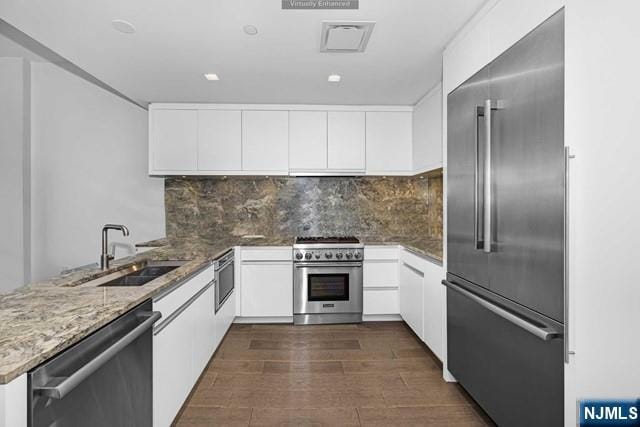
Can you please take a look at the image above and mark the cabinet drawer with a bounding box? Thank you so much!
[153,264,214,319]
[364,288,399,315]
[240,247,292,262]
[364,245,399,261]
[363,261,398,288]
[241,263,293,317]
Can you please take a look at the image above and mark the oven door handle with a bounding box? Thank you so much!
[295,262,363,268]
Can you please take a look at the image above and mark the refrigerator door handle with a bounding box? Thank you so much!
[483,99,492,253]
[474,105,484,250]
[564,146,575,363]
[443,280,562,341]
[481,99,506,253]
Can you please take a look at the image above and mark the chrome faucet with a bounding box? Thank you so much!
[101,224,130,270]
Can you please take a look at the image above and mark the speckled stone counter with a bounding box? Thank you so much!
[361,236,443,264]
[0,236,290,384]
[0,234,440,384]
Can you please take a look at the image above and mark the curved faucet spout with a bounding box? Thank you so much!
[101,224,130,270]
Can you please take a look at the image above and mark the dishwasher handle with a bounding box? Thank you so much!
[34,311,161,400]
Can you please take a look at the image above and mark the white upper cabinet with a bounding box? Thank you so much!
[197,110,241,171]
[149,105,414,176]
[242,110,289,174]
[327,111,366,171]
[366,112,412,174]
[412,85,443,173]
[289,111,328,171]
[150,109,198,172]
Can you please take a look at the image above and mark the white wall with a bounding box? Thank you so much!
[30,63,164,280]
[564,1,640,425]
[0,57,30,292]
[412,83,443,173]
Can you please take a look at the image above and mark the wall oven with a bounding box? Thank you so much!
[214,250,234,313]
[293,237,363,325]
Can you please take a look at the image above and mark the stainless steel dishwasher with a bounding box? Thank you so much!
[28,300,161,427]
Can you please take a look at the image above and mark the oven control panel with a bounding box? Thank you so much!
[293,248,363,262]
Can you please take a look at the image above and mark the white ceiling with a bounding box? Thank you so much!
[0,0,485,106]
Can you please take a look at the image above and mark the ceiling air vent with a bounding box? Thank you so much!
[320,21,376,53]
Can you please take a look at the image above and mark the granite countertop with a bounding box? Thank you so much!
[0,236,289,384]
[0,234,440,384]
[360,236,443,264]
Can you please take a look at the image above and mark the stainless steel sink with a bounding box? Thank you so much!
[97,261,186,287]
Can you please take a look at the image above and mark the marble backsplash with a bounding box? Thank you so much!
[165,170,443,242]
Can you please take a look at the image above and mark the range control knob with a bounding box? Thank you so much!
[354,252,361,259]
[335,252,344,259]
[345,252,353,259]
[305,252,312,260]
[295,252,303,260]
[315,253,321,259]
[325,252,333,259]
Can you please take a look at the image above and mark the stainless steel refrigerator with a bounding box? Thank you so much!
[444,10,565,427]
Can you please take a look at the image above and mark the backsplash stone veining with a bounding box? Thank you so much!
[165,170,443,242]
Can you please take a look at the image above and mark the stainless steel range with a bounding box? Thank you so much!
[293,236,363,325]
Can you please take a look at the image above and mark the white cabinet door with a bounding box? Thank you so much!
[192,284,216,380]
[150,109,197,172]
[289,111,327,171]
[366,112,412,174]
[242,111,289,173]
[363,261,397,288]
[422,261,444,361]
[364,288,399,315]
[216,290,236,341]
[399,261,424,339]
[241,262,293,317]
[327,111,365,171]
[197,110,241,171]
[412,86,443,172]
[153,307,193,427]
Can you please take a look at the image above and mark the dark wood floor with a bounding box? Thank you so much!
[174,322,491,426]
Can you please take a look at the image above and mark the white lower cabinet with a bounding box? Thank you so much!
[191,284,216,383]
[363,288,399,315]
[153,299,195,427]
[422,260,444,360]
[397,249,444,361]
[153,265,221,427]
[363,246,400,315]
[399,258,424,340]
[216,290,236,342]
[241,262,293,317]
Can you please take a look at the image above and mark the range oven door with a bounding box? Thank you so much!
[294,262,363,315]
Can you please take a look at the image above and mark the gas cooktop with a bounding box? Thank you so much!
[294,236,360,244]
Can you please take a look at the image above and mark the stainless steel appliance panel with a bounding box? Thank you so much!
[28,301,158,427]
[447,283,563,427]
[447,66,491,290]
[215,251,235,313]
[488,10,565,321]
[294,262,363,316]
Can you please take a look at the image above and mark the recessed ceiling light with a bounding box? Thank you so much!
[328,74,341,83]
[243,25,258,36]
[111,19,136,34]
[204,73,220,81]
